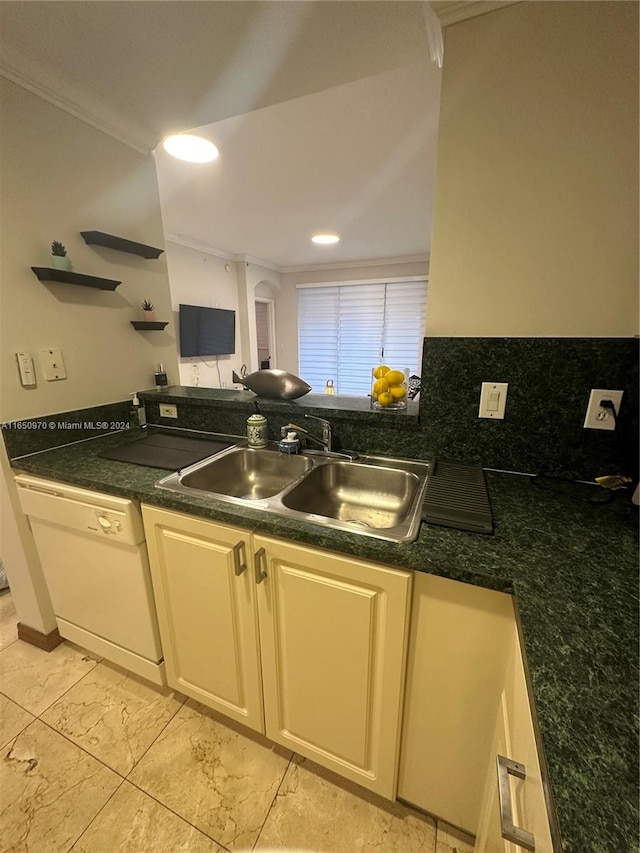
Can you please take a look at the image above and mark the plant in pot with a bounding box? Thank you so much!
[141,300,156,321]
[51,241,71,271]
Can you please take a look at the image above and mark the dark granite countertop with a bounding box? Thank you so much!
[8,428,638,853]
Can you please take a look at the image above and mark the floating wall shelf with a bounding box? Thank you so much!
[81,231,164,259]
[131,320,169,331]
[31,267,121,290]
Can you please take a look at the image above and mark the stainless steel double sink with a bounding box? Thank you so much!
[156,443,430,543]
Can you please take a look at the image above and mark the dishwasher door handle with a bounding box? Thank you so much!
[17,483,64,498]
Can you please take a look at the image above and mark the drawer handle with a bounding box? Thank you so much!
[497,754,536,851]
[254,547,267,584]
[232,541,247,576]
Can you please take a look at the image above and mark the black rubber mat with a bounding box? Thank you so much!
[422,460,493,534]
[99,433,233,470]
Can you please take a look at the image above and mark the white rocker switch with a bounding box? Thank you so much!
[479,382,508,419]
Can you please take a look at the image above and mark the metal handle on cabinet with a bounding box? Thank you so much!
[254,547,267,584]
[232,541,247,576]
[497,755,536,851]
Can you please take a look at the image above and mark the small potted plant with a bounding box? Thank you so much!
[141,299,156,321]
[51,240,71,271]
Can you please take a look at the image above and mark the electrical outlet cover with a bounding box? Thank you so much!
[583,389,623,430]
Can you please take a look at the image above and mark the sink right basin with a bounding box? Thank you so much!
[281,461,420,530]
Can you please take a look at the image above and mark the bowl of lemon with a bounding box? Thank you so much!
[371,365,408,410]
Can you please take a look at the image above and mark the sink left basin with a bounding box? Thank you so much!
[174,446,314,500]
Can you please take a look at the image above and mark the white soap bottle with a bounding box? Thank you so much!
[130,392,147,428]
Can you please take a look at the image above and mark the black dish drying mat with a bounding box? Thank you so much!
[422,460,493,534]
[99,433,233,470]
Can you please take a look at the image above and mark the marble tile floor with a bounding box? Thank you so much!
[0,590,475,853]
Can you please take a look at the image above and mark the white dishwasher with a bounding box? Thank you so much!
[15,474,165,685]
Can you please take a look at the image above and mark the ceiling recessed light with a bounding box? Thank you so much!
[162,134,219,163]
[312,234,340,245]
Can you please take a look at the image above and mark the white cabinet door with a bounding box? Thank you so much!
[500,623,555,853]
[475,624,555,853]
[475,691,517,853]
[142,506,263,732]
[398,572,515,833]
[254,534,411,799]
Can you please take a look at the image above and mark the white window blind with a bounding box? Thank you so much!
[298,280,427,395]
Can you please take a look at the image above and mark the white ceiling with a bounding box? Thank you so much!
[0,1,443,269]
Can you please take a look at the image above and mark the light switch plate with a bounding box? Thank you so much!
[583,389,623,430]
[40,348,67,381]
[16,351,36,386]
[479,382,508,419]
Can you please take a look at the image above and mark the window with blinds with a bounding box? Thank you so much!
[297,279,427,395]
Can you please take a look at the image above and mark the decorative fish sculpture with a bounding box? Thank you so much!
[232,368,312,400]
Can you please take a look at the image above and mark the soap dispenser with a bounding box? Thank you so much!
[130,392,147,428]
[247,401,268,448]
[279,430,300,455]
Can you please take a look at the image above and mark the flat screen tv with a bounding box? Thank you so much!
[179,304,236,357]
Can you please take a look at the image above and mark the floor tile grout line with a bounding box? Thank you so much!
[0,636,20,652]
[64,776,128,853]
[0,640,101,719]
[123,774,232,850]
[250,750,296,851]
[37,716,130,781]
[33,678,187,780]
[32,656,102,718]
[117,695,237,847]
[121,689,188,775]
[10,704,229,851]
[0,687,38,719]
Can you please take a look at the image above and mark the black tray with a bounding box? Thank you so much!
[422,460,493,534]
[100,433,233,470]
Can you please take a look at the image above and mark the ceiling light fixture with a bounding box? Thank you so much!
[162,134,219,163]
[312,234,340,245]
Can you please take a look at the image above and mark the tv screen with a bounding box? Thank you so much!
[179,304,236,357]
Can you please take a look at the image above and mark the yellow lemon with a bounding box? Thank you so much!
[385,369,405,386]
[373,364,390,379]
[390,385,407,400]
[377,391,394,407]
[373,377,389,395]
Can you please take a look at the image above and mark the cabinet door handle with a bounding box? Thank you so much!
[254,547,267,584]
[497,755,536,851]
[232,541,247,576]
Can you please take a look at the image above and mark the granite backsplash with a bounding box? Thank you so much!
[418,337,639,479]
[4,337,638,483]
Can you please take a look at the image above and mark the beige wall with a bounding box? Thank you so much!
[0,79,177,631]
[0,79,178,423]
[426,1,639,337]
[164,240,246,388]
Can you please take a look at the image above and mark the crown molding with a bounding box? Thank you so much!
[164,235,428,275]
[164,235,281,273]
[431,1,520,27]
[164,233,238,261]
[0,43,154,154]
[281,254,429,274]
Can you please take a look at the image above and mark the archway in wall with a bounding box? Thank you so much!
[253,279,278,371]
